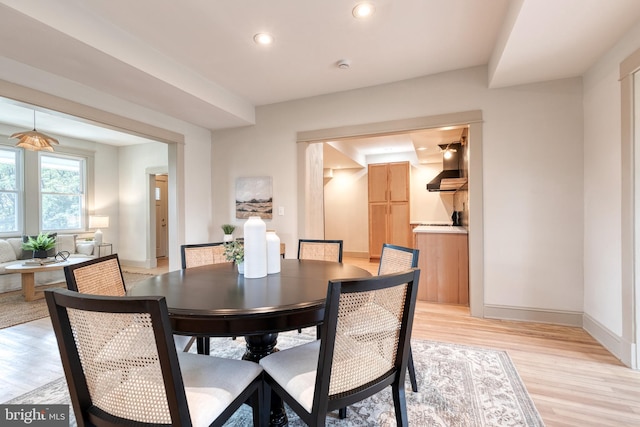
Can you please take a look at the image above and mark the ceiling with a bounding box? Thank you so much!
[1,0,639,166]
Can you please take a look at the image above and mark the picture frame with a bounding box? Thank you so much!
[235,176,273,219]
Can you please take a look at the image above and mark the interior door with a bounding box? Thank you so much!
[155,175,168,258]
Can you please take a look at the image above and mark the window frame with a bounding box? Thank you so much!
[38,151,87,233]
[0,145,24,237]
[1,141,95,238]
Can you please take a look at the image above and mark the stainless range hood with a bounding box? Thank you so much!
[426,142,467,192]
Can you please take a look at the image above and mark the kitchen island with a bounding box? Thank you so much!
[413,225,468,304]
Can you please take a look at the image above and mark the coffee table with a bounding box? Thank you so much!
[6,257,93,301]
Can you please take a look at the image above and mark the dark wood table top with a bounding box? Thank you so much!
[127,259,371,337]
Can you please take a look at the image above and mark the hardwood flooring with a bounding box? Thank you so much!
[1,256,639,425]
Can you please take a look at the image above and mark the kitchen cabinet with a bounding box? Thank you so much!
[368,162,411,259]
[414,229,468,304]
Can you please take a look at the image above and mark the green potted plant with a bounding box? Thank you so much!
[22,233,56,259]
[221,224,236,242]
[223,240,244,274]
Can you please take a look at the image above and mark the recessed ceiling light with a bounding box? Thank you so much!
[352,2,375,19]
[253,33,274,45]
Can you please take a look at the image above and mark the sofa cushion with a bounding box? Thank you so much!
[56,234,76,254]
[7,238,29,260]
[0,241,16,263]
[76,243,95,256]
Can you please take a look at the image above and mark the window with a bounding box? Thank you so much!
[40,153,86,232]
[0,147,22,234]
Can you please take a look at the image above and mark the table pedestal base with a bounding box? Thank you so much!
[244,334,287,427]
[21,272,43,301]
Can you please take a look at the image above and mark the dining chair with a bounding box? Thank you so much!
[180,242,232,354]
[180,242,227,269]
[296,239,344,336]
[336,243,420,419]
[45,288,265,427]
[63,253,126,296]
[259,268,420,427]
[297,239,343,263]
[64,254,193,355]
[378,243,420,394]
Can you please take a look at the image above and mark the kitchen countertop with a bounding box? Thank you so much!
[413,225,468,234]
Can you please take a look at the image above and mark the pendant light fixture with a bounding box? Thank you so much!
[10,110,59,151]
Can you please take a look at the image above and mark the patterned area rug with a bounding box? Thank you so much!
[0,272,154,329]
[5,329,544,426]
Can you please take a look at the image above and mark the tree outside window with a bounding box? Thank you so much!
[40,154,85,231]
[0,147,20,234]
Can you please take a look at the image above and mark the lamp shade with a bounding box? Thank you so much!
[11,130,59,151]
[89,215,109,229]
[10,111,59,151]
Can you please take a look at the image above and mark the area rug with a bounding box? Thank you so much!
[4,330,544,426]
[0,272,154,329]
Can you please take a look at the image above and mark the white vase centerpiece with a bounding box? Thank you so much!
[243,216,267,278]
[266,230,281,274]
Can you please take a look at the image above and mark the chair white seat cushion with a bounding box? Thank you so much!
[178,352,262,427]
[260,337,397,413]
[260,340,320,413]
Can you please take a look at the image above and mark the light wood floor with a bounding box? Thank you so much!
[1,256,640,426]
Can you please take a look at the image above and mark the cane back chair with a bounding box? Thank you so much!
[180,242,227,269]
[378,243,420,393]
[64,254,126,296]
[45,288,265,427]
[259,269,420,427]
[297,239,343,263]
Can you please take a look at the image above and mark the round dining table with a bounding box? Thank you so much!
[128,258,371,426]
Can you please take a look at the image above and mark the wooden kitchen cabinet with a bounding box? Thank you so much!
[414,232,469,305]
[368,162,411,259]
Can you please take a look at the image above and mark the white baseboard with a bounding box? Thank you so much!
[485,304,633,368]
[483,304,583,327]
[583,312,631,367]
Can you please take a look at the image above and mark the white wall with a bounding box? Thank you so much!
[410,163,454,224]
[212,66,585,315]
[211,107,300,257]
[482,78,584,312]
[324,168,368,255]
[91,138,119,248]
[583,21,640,350]
[117,142,167,266]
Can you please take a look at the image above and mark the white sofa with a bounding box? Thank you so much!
[0,235,96,293]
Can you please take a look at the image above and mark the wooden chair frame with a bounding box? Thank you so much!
[297,239,343,263]
[64,253,126,295]
[45,288,264,427]
[180,242,227,270]
[296,239,344,336]
[180,242,233,354]
[379,243,420,393]
[263,269,420,427]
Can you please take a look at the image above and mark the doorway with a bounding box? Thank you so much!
[155,174,169,259]
[297,110,484,317]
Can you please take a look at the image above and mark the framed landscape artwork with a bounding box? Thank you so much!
[236,176,273,219]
